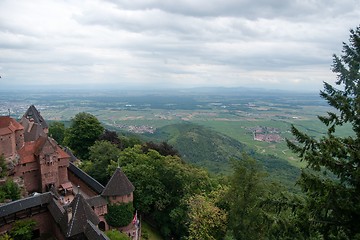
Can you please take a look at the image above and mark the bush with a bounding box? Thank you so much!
[105,202,134,227]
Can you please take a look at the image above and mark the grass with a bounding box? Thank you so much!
[141,221,163,240]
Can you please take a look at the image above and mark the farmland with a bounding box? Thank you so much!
[1,87,351,171]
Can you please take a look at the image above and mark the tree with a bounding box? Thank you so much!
[64,112,104,159]
[0,179,20,202]
[105,202,134,227]
[99,129,124,149]
[226,155,269,240]
[10,219,36,240]
[287,26,360,239]
[0,155,7,178]
[81,140,120,185]
[186,194,227,240]
[108,145,213,239]
[0,233,12,240]
[142,141,179,157]
[49,121,66,145]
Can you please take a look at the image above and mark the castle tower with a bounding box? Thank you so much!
[0,116,24,158]
[20,105,48,142]
[101,167,135,204]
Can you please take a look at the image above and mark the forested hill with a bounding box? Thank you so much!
[145,123,300,185]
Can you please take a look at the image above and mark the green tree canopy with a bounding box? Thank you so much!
[49,121,66,145]
[81,140,120,185]
[107,145,213,239]
[0,179,20,202]
[10,219,36,240]
[225,154,304,240]
[287,25,360,239]
[186,193,227,240]
[105,202,134,228]
[64,112,104,159]
[0,155,7,178]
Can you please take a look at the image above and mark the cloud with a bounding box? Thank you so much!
[0,0,359,91]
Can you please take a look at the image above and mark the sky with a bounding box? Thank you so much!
[0,0,359,92]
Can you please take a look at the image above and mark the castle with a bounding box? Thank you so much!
[0,105,136,239]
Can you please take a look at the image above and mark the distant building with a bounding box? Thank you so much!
[0,105,136,239]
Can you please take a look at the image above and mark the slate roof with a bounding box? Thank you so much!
[47,197,65,223]
[68,162,105,194]
[101,167,135,197]
[66,194,100,238]
[22,105,48,129]
[0,192,52,218]
[87,195,107,207]
[85,220,110,240]
[63,147,78,162]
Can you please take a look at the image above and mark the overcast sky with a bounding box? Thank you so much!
[0,0,359,92]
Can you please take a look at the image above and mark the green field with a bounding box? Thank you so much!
[3,89,352,173]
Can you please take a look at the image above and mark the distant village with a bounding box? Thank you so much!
[0,106,138,239]
[251,126,283,143]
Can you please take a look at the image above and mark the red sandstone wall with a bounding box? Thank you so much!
[109,193,133,204]
[0,133,15,158]
[58,166,68,185]
[22,171,41,193]
[15,130,24,151]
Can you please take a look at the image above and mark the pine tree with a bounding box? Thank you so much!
[287,26,360,239]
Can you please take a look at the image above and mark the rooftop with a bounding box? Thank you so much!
[102,167,135,197]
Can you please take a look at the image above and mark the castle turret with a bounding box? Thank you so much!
[20,105,48,142]
[101,167,135,204]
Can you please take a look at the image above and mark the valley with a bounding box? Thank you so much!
[1,88,349,176]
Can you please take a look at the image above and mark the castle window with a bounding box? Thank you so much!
[22,163,26,167]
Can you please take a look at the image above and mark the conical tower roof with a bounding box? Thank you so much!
[23,105,48,129]
[66,193,100,238]
[102,167,135,197]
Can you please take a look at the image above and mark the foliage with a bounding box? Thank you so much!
[0,155,7,178]
[287,25,360,239]
[105,202,134,227]
[99,129,125,150]
[48,121,66,145]
[142,141,179,157]
[226,154,269,239]
[119,135,143,149]
[0,179,20,202]
[186,193,227,240]
[10,219,36,240]
[63,112,104,159]
[105,230,130,240]
[225,154,304,240]
[108,145,213,239]
[81,140,120,185]
[0,233,13,240]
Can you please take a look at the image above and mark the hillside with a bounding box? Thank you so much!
[145,123,300,186]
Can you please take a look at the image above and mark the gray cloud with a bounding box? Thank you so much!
[0,0,359,91]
